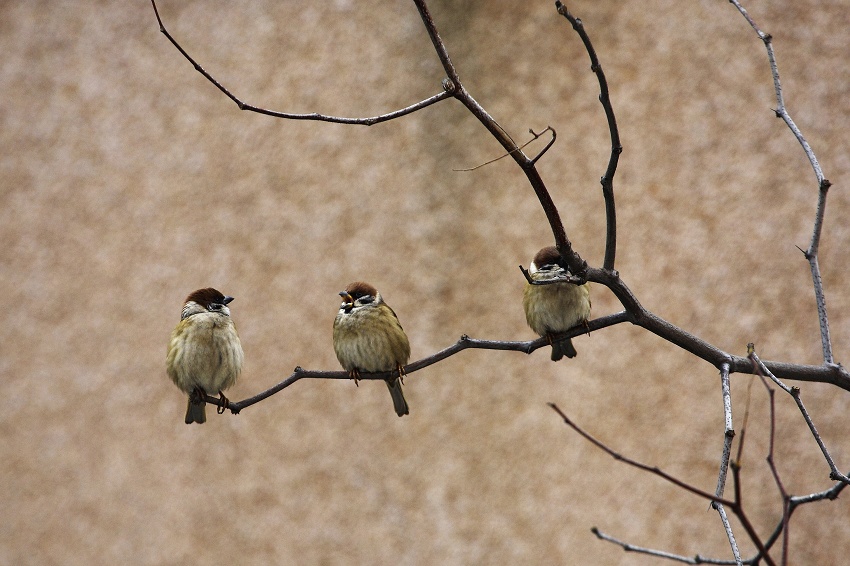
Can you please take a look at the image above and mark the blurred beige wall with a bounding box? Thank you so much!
[1,1,848,564]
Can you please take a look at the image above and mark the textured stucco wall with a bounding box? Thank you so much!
[2,1,848,564]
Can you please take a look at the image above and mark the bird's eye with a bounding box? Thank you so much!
[359,296,374,305]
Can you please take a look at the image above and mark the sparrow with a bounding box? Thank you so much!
[523,246,591,361]
[333,281,411,417]
[166,287,244,424]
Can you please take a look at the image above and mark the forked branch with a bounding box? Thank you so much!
[149,1,849,394]
[549,403,776,566]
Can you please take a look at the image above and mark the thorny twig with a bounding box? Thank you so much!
[712,363,743,565]
[728,0,835,365]
[748,346,850,485]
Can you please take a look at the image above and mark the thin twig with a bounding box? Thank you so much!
[728,0,835,365]
[453,127,555,172]
[748,348,850,484]
[149,0,454,126]
[598,483,850,566]
[593,527,744,565]
[754,360,791,566]
[712,363,743,565]
[555,1,620,272]
[552,403,780,565]
[529,126,558,165]
[729,464,777,566]
[549,403,735,506]
[714,363,735,500]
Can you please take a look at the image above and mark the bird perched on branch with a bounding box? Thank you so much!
[333,281,411,417]
[166,288,244,424]
[523,246,591,361]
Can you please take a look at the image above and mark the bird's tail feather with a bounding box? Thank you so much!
[551,337,577,361]
[386,379,409,417]
[185,397,207,424]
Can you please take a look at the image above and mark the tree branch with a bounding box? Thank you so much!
[586,267,850,391]
[412,0,587,279]
[149,0,454,125]
[728,0,835,365]
[555,1,621,272]
[748,347,850,484]
[711,363,743,565]
[550,403,776,565]
[205,312,629,413]
[150,1,850,397]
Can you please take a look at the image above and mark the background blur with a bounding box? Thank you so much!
[2,1,849,563]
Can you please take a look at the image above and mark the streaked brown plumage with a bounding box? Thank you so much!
[333,282,410,417]
[166,288,244,424]
[523,247,591,360]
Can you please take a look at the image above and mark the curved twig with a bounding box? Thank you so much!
[728,0,834,365]
[453,127,555,172]
[529,127,558,165]
[555,1,621,272]
[150,0,454,126]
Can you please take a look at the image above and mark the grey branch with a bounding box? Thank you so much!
[728,0,834,365]
[592,527,746,565]
[748,348,850,485]
[712,363,743,565]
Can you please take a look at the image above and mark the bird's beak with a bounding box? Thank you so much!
[339,291,354,311]
[222,296,235,305]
